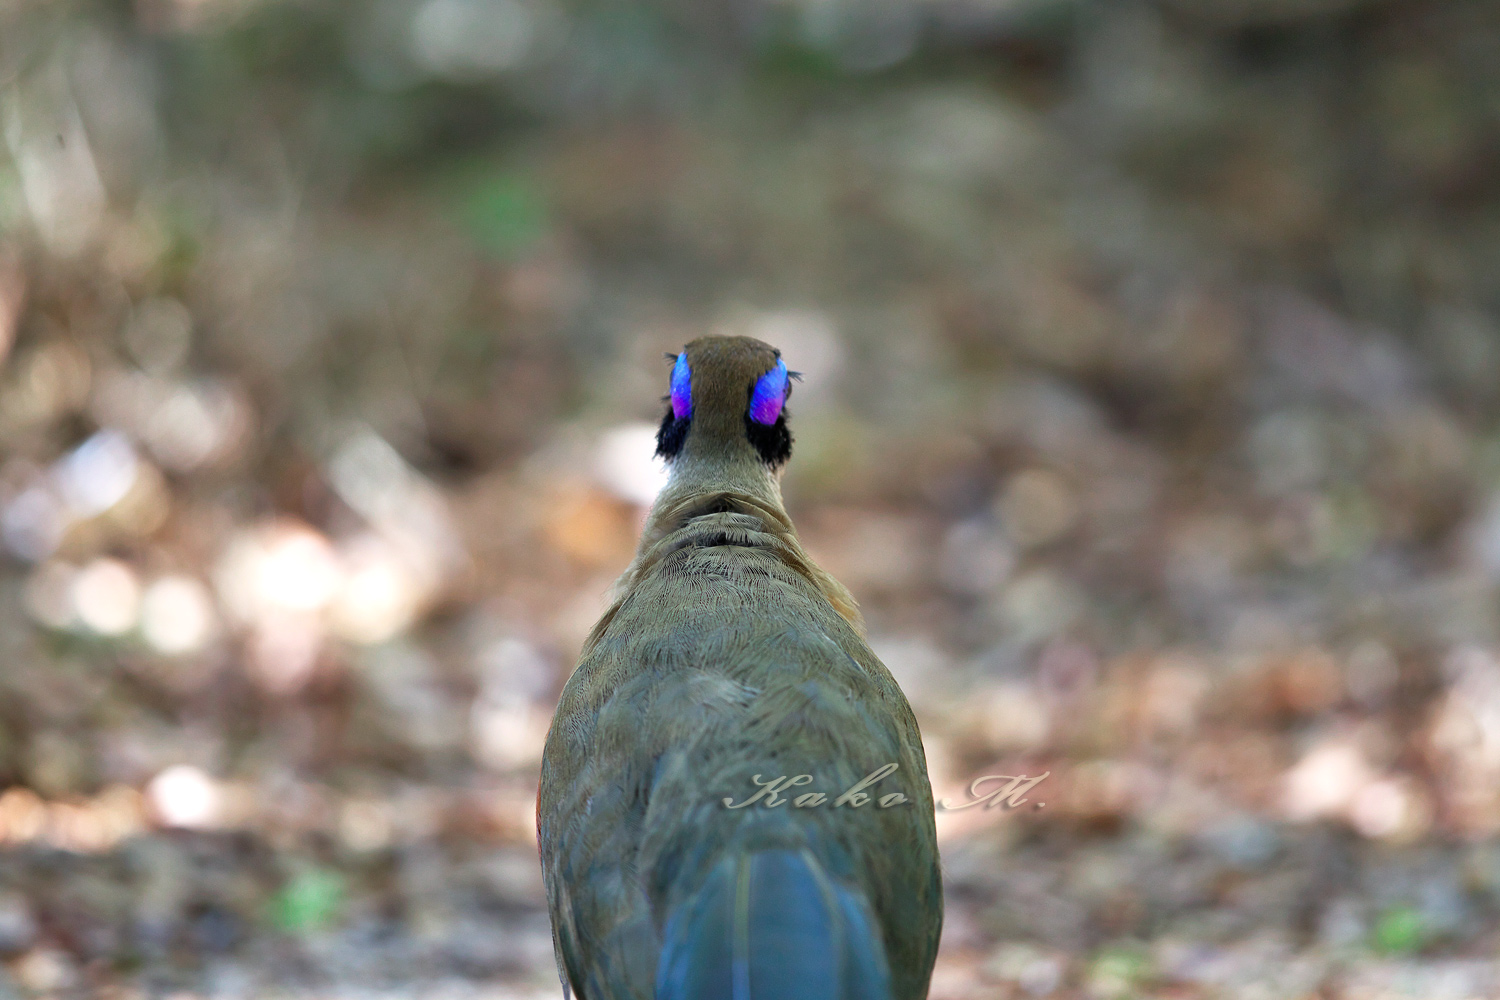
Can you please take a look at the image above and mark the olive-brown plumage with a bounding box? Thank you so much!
[538,336,942,1000]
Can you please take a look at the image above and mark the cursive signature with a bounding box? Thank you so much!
[720,764,1050,811]
[936,772,1050,810]
[722,763,909,809]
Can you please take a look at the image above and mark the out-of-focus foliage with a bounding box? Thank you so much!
[1,0,1500,996]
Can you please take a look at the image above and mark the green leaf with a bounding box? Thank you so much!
[270,868,346,934]
[1088,943,1150,999]
[458,174,548,258]
[1372,905,1427,956]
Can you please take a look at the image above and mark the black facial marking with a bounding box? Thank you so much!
[656,405,690,459]
[745,411,793,469]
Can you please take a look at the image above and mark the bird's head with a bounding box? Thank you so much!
[603,334,861,635]
[655,336,798,486]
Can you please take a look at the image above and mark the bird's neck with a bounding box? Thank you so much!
[584,440,865,654]
[666,450,781,503]
[641,445,786,549]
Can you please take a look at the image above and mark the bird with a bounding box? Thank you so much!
[538,335,942,1000]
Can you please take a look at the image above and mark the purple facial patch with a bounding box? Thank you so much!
[670,351,692,419]
[749,358,789,425]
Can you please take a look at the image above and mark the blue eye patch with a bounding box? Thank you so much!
[670,351,692,419]
[749,358,789,425]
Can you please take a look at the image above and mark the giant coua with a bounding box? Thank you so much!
[538,335,942,1000]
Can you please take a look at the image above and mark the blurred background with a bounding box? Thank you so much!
[1,0,1500,997]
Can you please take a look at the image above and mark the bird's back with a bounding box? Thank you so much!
[539,500,942,1000]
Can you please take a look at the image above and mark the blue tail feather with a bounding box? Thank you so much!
[656,849,891,1000]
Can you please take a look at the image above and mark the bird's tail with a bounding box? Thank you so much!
[655,848,891,1000]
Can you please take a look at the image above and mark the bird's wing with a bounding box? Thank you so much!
[656,847,892,1000]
